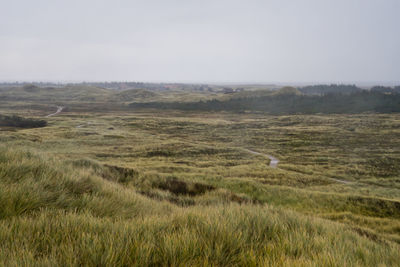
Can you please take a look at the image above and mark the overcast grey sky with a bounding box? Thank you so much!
[0,0,399,83]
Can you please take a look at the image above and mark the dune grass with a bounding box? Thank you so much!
[1,96,400,266]
[0,146,399,266]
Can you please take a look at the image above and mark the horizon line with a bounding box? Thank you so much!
[0,80,399,86]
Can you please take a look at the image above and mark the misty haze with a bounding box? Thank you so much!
[0,1,399,266]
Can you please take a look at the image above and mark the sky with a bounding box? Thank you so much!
[0,0,399,83]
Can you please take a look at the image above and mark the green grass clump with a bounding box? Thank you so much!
[1,207,400,266]
[0,147,170,220]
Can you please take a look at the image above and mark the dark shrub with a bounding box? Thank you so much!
[0,115,47,128]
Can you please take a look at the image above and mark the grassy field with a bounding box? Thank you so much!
[0,86,400,266]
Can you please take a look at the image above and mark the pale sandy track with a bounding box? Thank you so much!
[46,106,64,117]
[329,178,353,184]
[244,149,279,168]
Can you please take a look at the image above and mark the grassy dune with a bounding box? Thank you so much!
[0,147,399,266]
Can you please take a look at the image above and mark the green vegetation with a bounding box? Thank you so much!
[0,114,47,128]
[0,146,399,266]
[130,89,400,114]
[298,84,362,95]
[0,83,400,265]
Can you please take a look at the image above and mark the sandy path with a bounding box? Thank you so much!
[46,106,64,117]
[329,178,353,184]
[244,149,279,168]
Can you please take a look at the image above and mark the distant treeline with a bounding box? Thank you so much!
[298,84,400,95]
[0,115,47,128]
[130,90,400,114]
[370,86,400,94]
[298,84,362,95]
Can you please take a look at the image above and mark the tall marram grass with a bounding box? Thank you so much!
[0,146,399,266]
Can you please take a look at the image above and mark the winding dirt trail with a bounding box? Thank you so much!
[46,106,64,117]
[244,149,279,168]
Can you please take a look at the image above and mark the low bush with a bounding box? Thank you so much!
[0,114,47,128]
